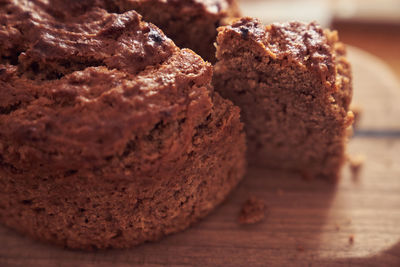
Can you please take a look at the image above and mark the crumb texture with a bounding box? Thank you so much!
[238,197,266,224]
[0,0,245,249]
[213,17,353,180]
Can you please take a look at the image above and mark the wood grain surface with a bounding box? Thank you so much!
[332,22,400,80]
[0,47,399,266]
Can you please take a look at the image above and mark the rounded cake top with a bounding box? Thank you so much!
[0,0,213,171]
[1,0,177,77]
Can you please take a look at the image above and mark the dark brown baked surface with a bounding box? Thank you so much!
[108,0,240,62]
[0,0,246,249]
[213,17,353,180]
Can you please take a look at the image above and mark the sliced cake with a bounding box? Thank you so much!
[213,18,353,180]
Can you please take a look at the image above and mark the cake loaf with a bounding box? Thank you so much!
[0,0,246,249]
[213,18,353,180]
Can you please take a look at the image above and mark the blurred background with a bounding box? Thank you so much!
[238,0,400,80]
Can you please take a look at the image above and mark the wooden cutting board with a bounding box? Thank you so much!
[0,46,399,267]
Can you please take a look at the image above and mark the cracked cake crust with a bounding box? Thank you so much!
[107,0,240,62]
[0,0,246,249]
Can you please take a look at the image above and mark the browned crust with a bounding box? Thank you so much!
[110,0,241,62]
[0,0,246,249]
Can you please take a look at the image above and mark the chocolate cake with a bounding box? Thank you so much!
[213,18,354,180]
[0,0,246,249]
[107,0,240,62]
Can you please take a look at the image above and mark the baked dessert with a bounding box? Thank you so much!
[0,0,246,249]
[213,18,353,180]
[107,0,240,62]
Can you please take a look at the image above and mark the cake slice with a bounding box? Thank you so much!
[0,1,245,249]
[107,0,240,62]
[213,18,353,180]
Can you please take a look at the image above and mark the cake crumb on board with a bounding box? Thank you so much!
[350,105,362,129]
[297,245,305,252]
[349,234,355,244]
[348,154,365,180]
[276,189,284,196]
[238,197,267,225]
